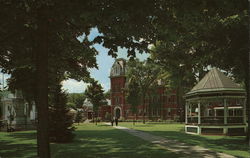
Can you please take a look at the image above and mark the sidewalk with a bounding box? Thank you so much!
[105,123,235,158]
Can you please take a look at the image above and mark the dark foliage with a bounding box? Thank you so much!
[49,84,75,143]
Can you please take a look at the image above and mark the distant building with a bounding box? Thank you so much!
[110,58,181,121]
[98,99,111,121]
[82,98,94,120]
[82,98,111,121]
[0,91,36,131]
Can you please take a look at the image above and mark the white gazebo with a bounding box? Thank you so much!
[185,68,247,135]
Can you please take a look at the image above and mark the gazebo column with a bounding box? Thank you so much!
[189,104,192,116]
[197,101,201,134]
[242,98,247,133]
[198,101,201,124]
[243,98,246,124]
[223,99,228,134]
[185,102,188,124]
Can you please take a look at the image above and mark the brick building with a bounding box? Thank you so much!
[82,98,111,121]
[110,58,181,121]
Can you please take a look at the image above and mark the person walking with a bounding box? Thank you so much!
[111,117,114,126]
[115,117,118,126]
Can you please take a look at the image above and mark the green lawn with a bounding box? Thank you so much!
[0,123,181,158]
[120,122,250,158]
[0,130,37,158]
[1,123,249,158]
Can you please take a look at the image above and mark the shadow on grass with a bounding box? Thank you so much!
[8,131,37,140]
[50,127,182,158]
[122,123,248,155]
[118,123,249,157]
[148,130,249,152]
[127,127,249,158]
[0,131,37,158]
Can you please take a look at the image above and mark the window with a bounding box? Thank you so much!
[117,85,120,92]
[168,98,171,103]
[119,97,122,104]
[116,97,119,104]
[172,96,176,103]
[167,108,171,116]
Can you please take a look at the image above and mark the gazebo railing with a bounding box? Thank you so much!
[187,116,244,125]
[200,117,224,124]
[227,116,244,124]
[187,117,198,123]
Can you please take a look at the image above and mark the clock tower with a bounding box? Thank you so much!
[110,58,126,119]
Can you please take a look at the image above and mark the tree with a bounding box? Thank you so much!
[49,83,75,143]
[150,0,249,142]
[151,48,197,122]
[75,110,83,125]
[126,59,162,124]
[147,87,161,121]
[3,1,248,156]
[67,93,86,109]
[104,112,111,121]
[85,80,105,125]
[0,91,3,119]
[1,1,163,155]
[1,1,167,156]
[126,76,141,125]
[0,1,97,156]
[104,90,111,99]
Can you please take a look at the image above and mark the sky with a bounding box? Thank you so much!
[62,28,149,93]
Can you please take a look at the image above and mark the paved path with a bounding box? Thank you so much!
[105,123,235,158]
[83,119,92,123]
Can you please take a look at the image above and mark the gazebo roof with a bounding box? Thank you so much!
[186,68,245,96]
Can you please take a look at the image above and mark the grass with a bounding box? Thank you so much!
[119,122,250,158]
[51,123,181,158]
[1,123,248,158]
[0,123,182,158]
[0,130,37,158]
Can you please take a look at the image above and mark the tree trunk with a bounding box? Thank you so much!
[179,86,185,122]
[161,95,163,120]
[246,78,250,145]
[95,116,97,125]
[142,95,145,124]
[36,7,50,158]
[133,113,135,125]
[248,0,250,146]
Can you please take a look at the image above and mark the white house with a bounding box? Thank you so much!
[0,90,36,131]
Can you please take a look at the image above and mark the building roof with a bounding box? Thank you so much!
[0,90,23,101]
[83,98,93,107]
[187,68,244,95]
[110,58,126,77]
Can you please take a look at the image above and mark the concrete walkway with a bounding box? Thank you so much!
[105,123,235,158]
